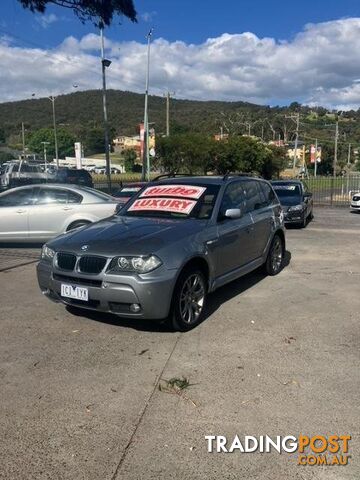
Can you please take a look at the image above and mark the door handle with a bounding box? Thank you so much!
[206,239,218,245]
[16,209,27,214]
[62,206,73,211]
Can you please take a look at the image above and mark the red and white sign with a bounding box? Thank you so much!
[140,184,206,199]
[128,197,197,215]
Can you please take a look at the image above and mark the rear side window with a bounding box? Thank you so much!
[35,188,68,204]
[67,191,83,204]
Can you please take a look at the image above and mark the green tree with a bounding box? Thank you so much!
[80,127,105,156]
[28,128,76,159]
[18,0,137,25]
[123,149,137,172]
[0,127,5,144]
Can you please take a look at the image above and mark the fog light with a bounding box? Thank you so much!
[130,303,141,313]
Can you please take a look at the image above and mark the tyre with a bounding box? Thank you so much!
[67,220,91,231]
[264,234,284,276]
[169,268,207,331]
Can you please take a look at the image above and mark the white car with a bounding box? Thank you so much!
[0,184,119,243]
[350,192,360,212]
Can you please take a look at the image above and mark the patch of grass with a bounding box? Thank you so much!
[160,376,192,392]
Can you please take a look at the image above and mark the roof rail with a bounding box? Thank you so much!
[152,172,195,181]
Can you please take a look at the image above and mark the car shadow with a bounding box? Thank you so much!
[67,250,291,333]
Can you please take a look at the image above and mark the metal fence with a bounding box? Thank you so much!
[94,173,360,207]
[300,174,360,207]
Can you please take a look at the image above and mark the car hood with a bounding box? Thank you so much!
[48,215,207,256]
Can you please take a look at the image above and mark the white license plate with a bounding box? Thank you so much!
[61,283,88,301]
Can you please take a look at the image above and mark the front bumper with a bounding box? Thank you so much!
[350,203,360,210]
[37,261,177,320]
[284,211,305,224]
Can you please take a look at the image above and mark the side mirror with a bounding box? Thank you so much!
[225,208,242,219]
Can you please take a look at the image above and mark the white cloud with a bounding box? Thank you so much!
[2,17,360,109]
[35,13,58,29]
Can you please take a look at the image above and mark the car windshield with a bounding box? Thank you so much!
[273,184,301,197]
[121,183,220,220]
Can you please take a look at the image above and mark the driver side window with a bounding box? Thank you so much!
[0,188,34,207]
[218,182,245,220]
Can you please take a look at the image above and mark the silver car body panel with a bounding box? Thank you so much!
[0,184,118,242]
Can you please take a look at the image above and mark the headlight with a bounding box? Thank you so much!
[41,245,55,261]
[288,204,304,212]
[110,255,162,274]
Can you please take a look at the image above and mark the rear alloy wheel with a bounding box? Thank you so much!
[170,269,207,331]
[265,234,284,276]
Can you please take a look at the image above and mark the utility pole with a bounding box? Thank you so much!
[21,122,25,157]
[333,115,339,176]
[261,125,264,141]
[142,28,153,181]
[163,90,175,136]
[286,113,300,176]
[100,20,112,191]
[49,96,59,168]
[314,138,318,178]
[346,143,351,195]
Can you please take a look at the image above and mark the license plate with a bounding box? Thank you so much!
[61,283,88,301]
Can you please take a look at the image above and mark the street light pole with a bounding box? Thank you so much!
[142,28,153,181]
[49,96,59,168]
[100,21,112,191]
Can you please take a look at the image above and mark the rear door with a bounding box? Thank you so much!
[28,187,82,239]
[242,180,274,259]
[214,181,255,278]
[0,188,34,241]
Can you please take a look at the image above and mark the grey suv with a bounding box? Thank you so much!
[37,175,285,331]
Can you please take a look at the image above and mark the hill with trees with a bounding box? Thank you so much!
[1,89,360,174]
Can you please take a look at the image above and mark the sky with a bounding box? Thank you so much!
[1,0,360,108]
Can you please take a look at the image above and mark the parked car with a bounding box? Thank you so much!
[0,184,119,242]
[350,192,360,212]
[37,175,285,331]
[54,168,93,188]
[271,180,313,227]
[94,166,106,174]
[113,182,147,205]
[0,161,54,190]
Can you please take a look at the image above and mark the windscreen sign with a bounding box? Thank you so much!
[140,185,206,199]
[127,184,206,214]
[128,197,197,214]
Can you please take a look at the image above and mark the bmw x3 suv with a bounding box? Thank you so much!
[37,175,286,331]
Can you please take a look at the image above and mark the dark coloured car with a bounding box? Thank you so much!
[271,180,313,227]
[54,168,93,188]
[37,175,286,331]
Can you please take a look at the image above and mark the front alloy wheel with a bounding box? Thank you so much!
[170,269,207,331]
